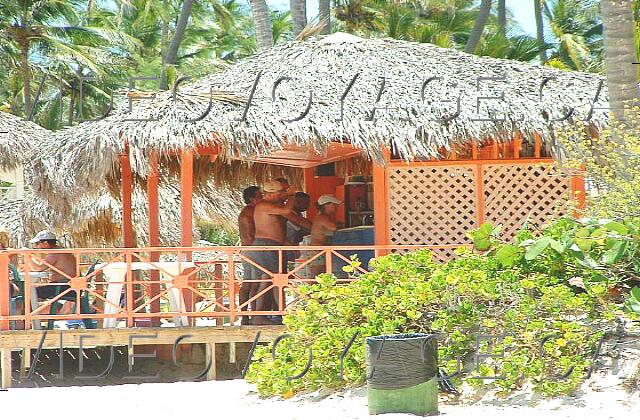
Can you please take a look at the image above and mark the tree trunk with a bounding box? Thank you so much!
[290,0,307,37]
[159,15,170,90]
[465,0,492,54]
[250,0,274,50]
[498,0,506,37]
[601,0,638,121]
[162,0,195,89]
[19,44,32,117]
[534,0,547,63]
[319,0,331,34]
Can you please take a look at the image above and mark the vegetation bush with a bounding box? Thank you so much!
[245,216,638,398]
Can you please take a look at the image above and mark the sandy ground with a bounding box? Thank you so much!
[1,337,638,420]
[0,377,638,420]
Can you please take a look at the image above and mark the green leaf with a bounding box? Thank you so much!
[631,286,640,302]
[496,244,521,266]
[604,221,629,235]
[575,237,593,252]
[549,239,566,254]
[602,241,626,265]
[525,237,551,261]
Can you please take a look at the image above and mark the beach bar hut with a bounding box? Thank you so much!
[0,35,611,386]
[39,33,606,254]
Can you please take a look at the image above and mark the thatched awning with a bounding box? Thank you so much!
[0,111,49,170]
[42,33,609,203]
[21,183,241,248]
[0,199,28,247]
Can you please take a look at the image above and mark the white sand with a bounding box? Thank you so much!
[1,375,637,420]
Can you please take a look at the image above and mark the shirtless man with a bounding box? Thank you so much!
[238,186,262,325]
[249,180,309,325]
[310,195,343,276]
[29,230,78,315]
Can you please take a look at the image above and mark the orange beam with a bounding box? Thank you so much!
[147,152,161,325]
[471,141,478,160]
[120,151,135,248]
[181,149,194,247]
[492,140,499,159]
[372,149,390,246]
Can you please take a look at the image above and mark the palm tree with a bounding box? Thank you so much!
[319,0,332,34]
[464,0,493,53]
[0,0,138,116]
[162,0,195,90]
[544,0,602,72]
[534,0,547,63]
[250,0,274,49]
[290,0,307,37]
[497,0,506,36]
[601,0,638,121]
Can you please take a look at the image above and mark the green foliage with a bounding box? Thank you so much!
[246,237,616,398]
[197,222,239,245]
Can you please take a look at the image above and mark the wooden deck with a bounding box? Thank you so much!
[0,325,285,388]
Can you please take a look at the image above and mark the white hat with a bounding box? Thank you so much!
[263,180,285,193]
[29,230,57,244]
[317,195,342,206]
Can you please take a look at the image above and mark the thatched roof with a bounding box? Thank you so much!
[21,183,241,247]
[0,199,28,247]
[41,33,609,204]
[0,111,48,170]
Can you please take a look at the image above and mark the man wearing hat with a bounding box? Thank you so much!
[247,180,309,325]
[29,230,77,308]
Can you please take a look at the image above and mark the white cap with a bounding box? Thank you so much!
[263,180,285,193]
[317,195,342,206]
[29,230,57,244]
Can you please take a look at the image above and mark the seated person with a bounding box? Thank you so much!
[309,195,343,277]
[29,230,77,315]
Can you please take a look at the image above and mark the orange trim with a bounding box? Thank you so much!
[471,141,478,160]
[389,158,554,167]
[492,140,499,159]
[120,151,134,248]
[372,149,390,247]
[181,149,194,247]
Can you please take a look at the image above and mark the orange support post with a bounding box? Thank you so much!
[571,170,587,213]
[471,141,478,160]
[372,149,390,246]
[147,152,161,326]
[304,167,317,220]
[513,133,521,159]
[180,149,194,247]
[476,164,485,226]
[120,151,135,248]
[0,253,9,331]
[534,133,542,158]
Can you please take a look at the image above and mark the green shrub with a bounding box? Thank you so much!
[246,244,616,398]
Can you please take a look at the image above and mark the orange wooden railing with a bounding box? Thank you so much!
[0,244,466,331]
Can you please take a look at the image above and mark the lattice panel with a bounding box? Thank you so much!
[388,165,477,247]
[483,163,570,239]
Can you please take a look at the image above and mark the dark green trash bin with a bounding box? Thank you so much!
[366,333,438,416]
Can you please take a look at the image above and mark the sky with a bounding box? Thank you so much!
[264,1,538,36]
